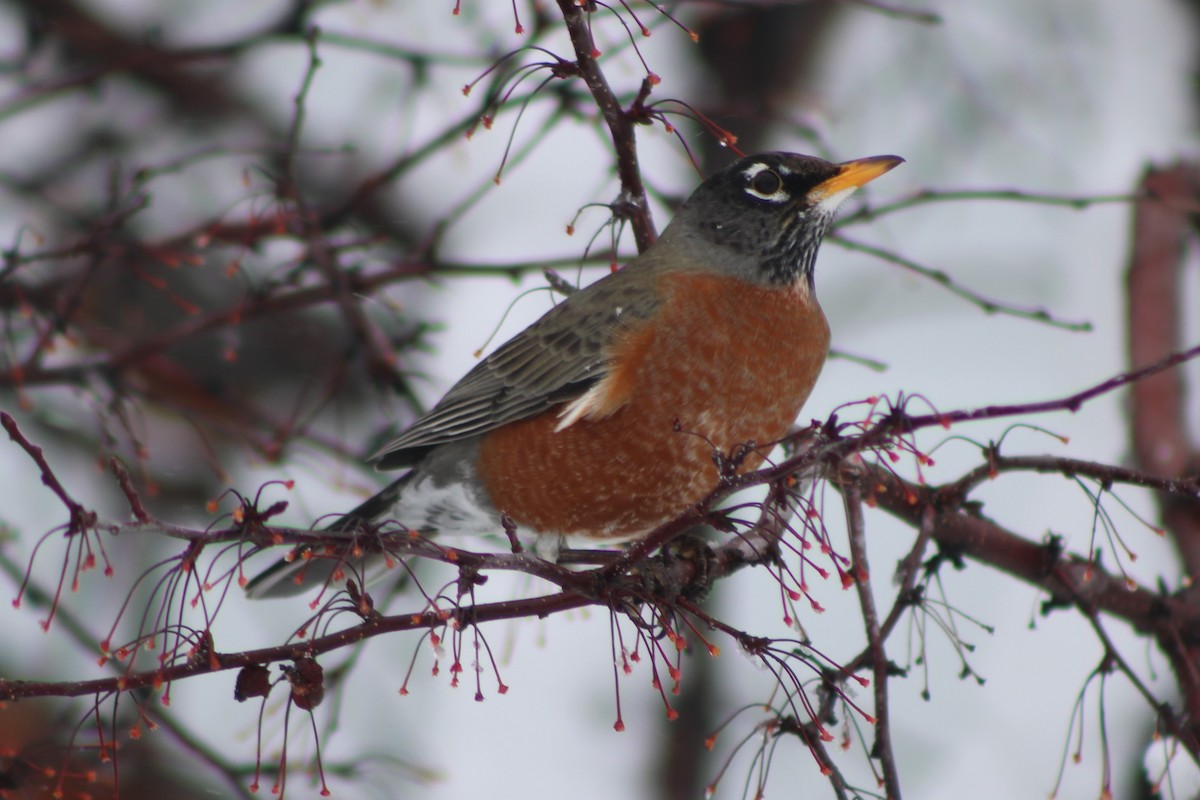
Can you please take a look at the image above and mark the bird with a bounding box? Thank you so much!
[246,151,903,598]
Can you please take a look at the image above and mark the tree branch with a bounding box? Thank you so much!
[557,0,656,251]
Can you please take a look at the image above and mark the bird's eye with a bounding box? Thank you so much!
[745,167,786,200]
[751,170,782,194]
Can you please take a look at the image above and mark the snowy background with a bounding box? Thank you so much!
[1,1,1197,798]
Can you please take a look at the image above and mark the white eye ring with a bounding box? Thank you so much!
[741,162,789,202]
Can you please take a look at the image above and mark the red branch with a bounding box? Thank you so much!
[1,412,93,532]
[1127,163,1200,565]
[856,461,1200,752]
[1125,160,1200,728]
[0,592,592,701]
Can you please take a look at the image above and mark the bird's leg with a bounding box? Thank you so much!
[499,512,524,554]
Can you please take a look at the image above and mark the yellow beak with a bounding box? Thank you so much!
[812,155,905,199]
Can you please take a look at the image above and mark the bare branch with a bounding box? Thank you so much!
[557,0,656,251]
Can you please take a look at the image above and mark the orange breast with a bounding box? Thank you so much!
[475,272,831,539]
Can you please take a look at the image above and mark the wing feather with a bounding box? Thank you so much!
[372,267,663,469]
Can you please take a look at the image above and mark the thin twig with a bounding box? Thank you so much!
[832,233,1092,331]
[940,452,1200,502]
[841,187,1142,226]
[842,478,902,799]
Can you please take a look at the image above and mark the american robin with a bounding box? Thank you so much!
[247,151,903,597]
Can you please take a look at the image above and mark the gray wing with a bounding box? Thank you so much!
[373,266,664,470]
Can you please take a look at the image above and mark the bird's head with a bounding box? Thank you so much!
[660,152,904,288]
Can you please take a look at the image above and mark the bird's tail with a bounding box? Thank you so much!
[243,473,414,599]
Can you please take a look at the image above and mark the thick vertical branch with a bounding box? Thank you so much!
[1126,163,1200,573]
[1126,161,1200,737]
